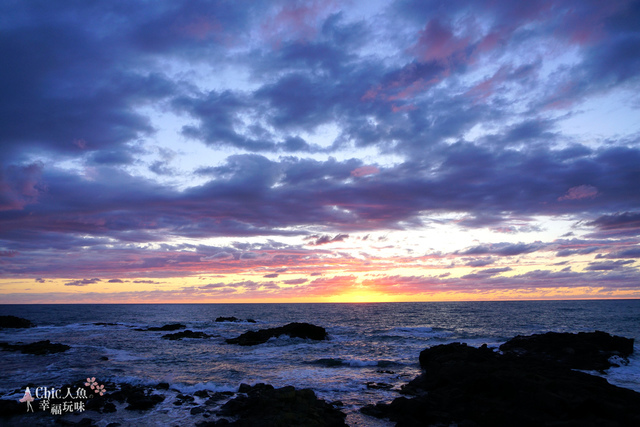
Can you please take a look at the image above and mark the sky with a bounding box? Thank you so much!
[1,0,639,303]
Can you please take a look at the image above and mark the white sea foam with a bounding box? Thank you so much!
[586,344,640,393]
[345,359,380,367]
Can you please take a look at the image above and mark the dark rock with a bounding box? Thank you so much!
[247,319,257,323]
[0,398,23,417]
[100,356,109,361]
[194,390,210,398]
[499,330,634,371]
[125,389,165,411]
[103,402,117,413]
[94,322,118,326]
[109,383,163,411]
[0,340,70,355]
[0,315,34,328]
[161,330,213,340]
[155,382,170,390]
[205,392,234,406]
[216,316,240,322]
[176,393,195,402]
[226,322,327,346]
[85,395,107,412]
[218,383,347,426]
[106,424,122,427]
[238,383,255,394]
[364,335,640,427]
[366,382,393,390]
[56,418,98,426]
[147,323,186,331]
[135,323,186,332]
[191,406,206,415]
[196,420,230,427]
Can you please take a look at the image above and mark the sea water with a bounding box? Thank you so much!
[1,300,639,426]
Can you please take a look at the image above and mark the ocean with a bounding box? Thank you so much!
[1,300,639,426]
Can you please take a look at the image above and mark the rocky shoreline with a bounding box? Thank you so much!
[363,331,640,426]
[1,318,639,426]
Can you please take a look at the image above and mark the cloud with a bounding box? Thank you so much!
[598,247,640,259]
[351,166,380,177]
[282,278,308,285]
[459,242,543,257]
[555,247,600,257]
[64,278,101,287]
[584,260,635,271]
[306,234,349,246]
[464,257,495,267]
[586,212,640,238]
[0,163,44,211]
[461,267,512,280]
[0,0,638,300]
[558,185,599,201]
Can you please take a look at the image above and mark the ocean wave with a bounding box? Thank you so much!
[171,381,236,395]
[307,358,400,368]
[386,326,454,339]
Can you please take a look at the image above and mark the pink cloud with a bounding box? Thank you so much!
[351,166,380,177]
[261,0,338,47]
[558,185,599,201]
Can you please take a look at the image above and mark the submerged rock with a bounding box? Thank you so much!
[161,330,213,340]
[0,315,34,328]
[216,383,346,426]
[0,340,70,355]
[215,316,241,322]
[147,323,187,331]
[135,323,186,331]
[215,317,256,323]
[226,322,327,346]
[363,332,640,426]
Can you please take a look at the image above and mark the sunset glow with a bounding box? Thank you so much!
[1,0,639,303]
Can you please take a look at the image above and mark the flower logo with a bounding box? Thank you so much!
[85,377,105,396]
